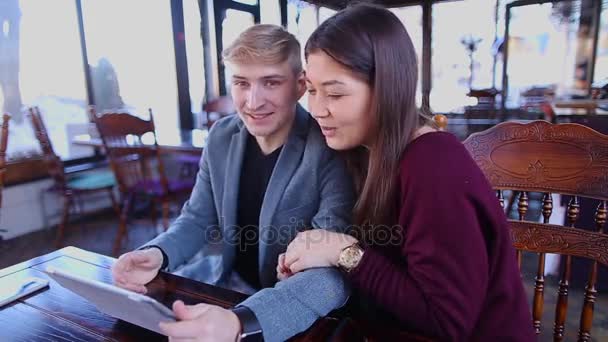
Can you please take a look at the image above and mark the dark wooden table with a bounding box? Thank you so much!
[0,247,342,341]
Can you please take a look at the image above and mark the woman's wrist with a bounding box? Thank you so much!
[332,233,359,266]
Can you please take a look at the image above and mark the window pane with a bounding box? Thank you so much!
[184,0,206,126]
[505,1,589,107]
[1,0,91,160]
[261,0,281,25]
[234,0,258,5]
[319,7,336,23]
[391,6,423,107]
[594,4,608,84]
[287,0,317,54]
[82,0,179,140]
[222,10,255,94]
[431,0,498,112]
[287,1,317,109]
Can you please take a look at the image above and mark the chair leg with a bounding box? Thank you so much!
[107,188,120,217]
[113,194,132,256]
[55,195,72,248]
[150,199,158,230]
[161,200,170,231]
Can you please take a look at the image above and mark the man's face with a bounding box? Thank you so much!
[228,61,306,138]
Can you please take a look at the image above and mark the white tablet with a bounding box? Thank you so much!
[44,267,176,335]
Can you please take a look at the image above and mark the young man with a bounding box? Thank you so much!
[111,24,354,341]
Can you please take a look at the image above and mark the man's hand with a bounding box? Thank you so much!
[282,230,356,274]
[111,248,164,294]
[159,301,242,342]
[276,253,292,281]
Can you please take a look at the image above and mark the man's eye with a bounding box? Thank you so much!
[265,81,280,87]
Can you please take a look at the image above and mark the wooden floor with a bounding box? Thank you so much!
[1,210,607,340]
[0,209,162,268]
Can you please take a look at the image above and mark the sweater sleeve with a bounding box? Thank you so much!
[348,138,491,341]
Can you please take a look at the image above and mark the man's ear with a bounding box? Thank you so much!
[295,70,307,99]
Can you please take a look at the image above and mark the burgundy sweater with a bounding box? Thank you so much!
[348,132,534,341]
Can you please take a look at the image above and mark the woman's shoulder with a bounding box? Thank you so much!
[399,131,487,191]
[401,131,469,169]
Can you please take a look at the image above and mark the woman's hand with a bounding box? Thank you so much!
[278,230,357,277]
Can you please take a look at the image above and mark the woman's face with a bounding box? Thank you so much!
[306,51,374,150]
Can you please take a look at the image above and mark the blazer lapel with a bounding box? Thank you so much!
[222,125,248,265]
[258,106,310,282]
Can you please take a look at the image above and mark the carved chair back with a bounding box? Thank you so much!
[463,120,608,341]
[93,109,169,197]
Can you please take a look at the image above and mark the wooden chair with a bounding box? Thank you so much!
[92,108,195,255]
[0,114,10,238]
[28,107,119,247]
[463,120,608,341]
[203,96,235,128]
[433,114,448,131]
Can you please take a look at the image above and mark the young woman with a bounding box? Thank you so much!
[277,4,534,341]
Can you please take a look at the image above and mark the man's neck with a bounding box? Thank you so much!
[254,115,295,155]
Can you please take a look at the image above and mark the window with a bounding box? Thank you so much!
[505,0,591,106]
[391,6,423,107]
[287,1,318,109]
[431,0,499,112]
[221,9,255,94]
[1,0,90,160]
[81,0,179,141]
[261,0,282,26]
[319,7,337,23]
[184,0,206,127]
[593,3,608,85]
[287,0,317,56]
[234,0,258,5]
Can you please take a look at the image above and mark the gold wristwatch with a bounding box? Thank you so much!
[338,242,364,273]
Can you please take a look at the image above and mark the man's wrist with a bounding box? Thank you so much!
[231,306,263,341]
[139,245,168,270]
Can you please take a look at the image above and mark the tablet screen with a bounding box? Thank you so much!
[44,267,176,335]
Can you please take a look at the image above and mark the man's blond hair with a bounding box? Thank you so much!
[222,24,302,75]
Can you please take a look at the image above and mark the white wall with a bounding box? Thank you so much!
[0,171,114,240]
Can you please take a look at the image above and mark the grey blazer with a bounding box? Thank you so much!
[144,105,355,341]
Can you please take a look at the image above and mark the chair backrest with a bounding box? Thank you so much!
[433,114,448,131]
[203,96,235,128]
[0,114,10,211]
[463,120,608,341]
[92,108,168,195]
[28,107,68,190]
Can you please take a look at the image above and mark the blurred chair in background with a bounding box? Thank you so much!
[29,107,118,247]
[93,108,194,255]
[0,114,10,240]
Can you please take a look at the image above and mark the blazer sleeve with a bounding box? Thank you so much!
[141,140,219,271]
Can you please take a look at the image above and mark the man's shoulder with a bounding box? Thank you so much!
[206,115,241,144]
[300,114,331,153]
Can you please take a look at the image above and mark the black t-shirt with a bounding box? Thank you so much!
[234,134,282,289]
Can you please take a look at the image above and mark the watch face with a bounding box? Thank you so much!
[340,244,363,270]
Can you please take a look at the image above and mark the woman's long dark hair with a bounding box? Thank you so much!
[306,4,427,227]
